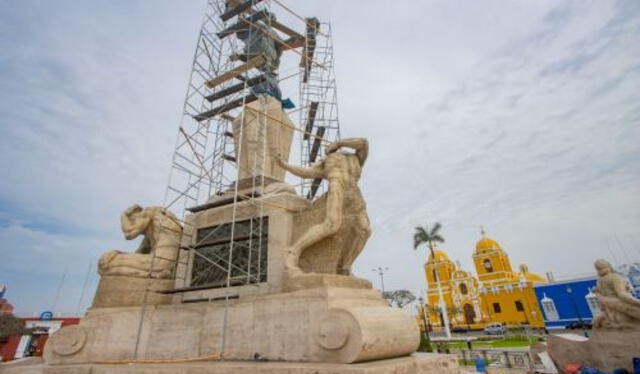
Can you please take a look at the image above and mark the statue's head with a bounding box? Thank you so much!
[595,259,613,277]
[128,205,144,219]
[122,204,147,240]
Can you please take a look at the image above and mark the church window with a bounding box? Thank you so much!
[540,294,559,321]
[460,283,468,295]
[515,300,524,312]
[493,302,502,313]
[483,259,494,273]
[585,288,600,317]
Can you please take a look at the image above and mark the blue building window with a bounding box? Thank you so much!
[540,294,559,321]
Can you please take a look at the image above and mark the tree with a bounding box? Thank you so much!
[413,222,451,338]
[0,314,27,341]
[413,223,444,254]
[383,289,416,308]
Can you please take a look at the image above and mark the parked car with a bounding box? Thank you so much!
[565,321,592,329]
[484,322,506,335]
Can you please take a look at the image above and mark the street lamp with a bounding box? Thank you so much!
[372,267,389,293]
[427,245,452,339]
[566,286,588,337]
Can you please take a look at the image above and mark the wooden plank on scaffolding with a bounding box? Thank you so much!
[307,178,322,200]
[303,101,319,140]
[267,17,304,40]
[309,126,326,163]
[205,55,265,89]
[221,114,235,122]
[278,35,305,52]
[301,18,320,83]
[223,154,237,162]
[220,0,264,22]
[217,9,270,39]
[205,74,268,102]
[194,94,258,121]
[158,281,244,294]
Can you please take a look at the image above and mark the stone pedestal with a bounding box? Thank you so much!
[547,329,640,372]
[45,281,419,365]
[232,95,295,182]
[91,276,174,308]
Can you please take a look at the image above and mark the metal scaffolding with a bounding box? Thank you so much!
[132,0,342,360]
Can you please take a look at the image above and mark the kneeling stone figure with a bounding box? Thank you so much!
[98,204,182,279]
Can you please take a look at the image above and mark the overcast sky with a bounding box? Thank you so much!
[1,1,639,316]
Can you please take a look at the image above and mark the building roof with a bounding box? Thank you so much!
[427,248,453,263]
[475,229,503,254]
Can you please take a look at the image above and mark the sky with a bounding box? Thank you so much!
[1,1,639,316]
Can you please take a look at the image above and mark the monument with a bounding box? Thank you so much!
[2,1,463,373]
[15,134,462,373]
[546,259,640,372]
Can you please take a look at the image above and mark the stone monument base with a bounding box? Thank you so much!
[0,354,461,374]
[547,328,640,372]
[44,280,420,365]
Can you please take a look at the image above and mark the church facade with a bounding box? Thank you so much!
[424,230,547,329]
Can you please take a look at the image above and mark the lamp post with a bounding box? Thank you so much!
[417,296,433,352]
[428,244,451,339]
[372,267,389,294]
[566,286,588,337]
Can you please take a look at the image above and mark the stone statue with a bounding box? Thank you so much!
[592,259,640,329]
[275,138,371,276]
[98,205,182,279]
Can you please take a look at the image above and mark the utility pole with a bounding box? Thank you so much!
[372,267,389,293]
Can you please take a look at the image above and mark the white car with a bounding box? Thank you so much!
[484,322,506,335]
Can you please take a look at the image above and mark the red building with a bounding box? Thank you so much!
[1,316,80,361]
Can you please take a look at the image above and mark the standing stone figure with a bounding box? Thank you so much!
[275,138,371,276]
[593,258,640,329]
[98,205,182,279]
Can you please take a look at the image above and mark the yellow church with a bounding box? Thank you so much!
[424,229,547,329]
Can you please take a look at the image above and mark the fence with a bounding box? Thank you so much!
[455,348,543,372]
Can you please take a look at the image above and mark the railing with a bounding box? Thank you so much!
[455,348,542,372]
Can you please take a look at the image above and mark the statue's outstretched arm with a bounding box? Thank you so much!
[275,156,324,179]
[327,138,369,165]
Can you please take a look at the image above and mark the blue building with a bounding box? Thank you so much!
[533,277,599,329]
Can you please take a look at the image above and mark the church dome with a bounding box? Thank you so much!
[475,237,502,253]
[428,249,452,263]
[519,263,547,283]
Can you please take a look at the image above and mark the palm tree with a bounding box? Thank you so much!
[414,223,451,339]
[413,223,444,255]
